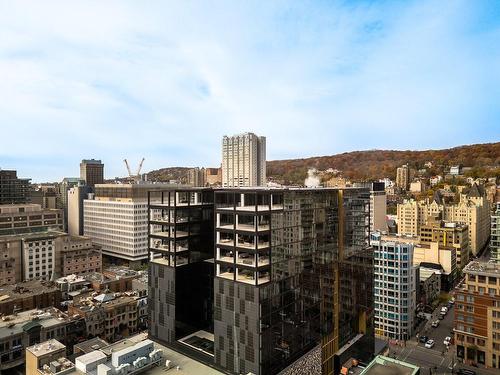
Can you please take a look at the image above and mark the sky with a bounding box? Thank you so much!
[0,0,499,182]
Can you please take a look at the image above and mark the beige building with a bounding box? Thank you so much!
[396,164,413,190]
[454,261,500,370]
[222,132,266,187]
[187,167,206,187]
[0,231,101,285]
[0,204,63,236]
[409,180,426,194]
[205,167,222,186]
[397,184,490,255]
[420,219,470,269]
[67,185,92,236]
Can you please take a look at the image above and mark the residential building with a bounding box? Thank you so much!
[222,132,266,187]
[0,280,61,315]
[371,233,417,340]
[409,180,426,194]
[80,159,104,188]
[68,290,147,342]
[419,218,470,269]
[354,182,387,232]
[454,261,500,369]
[397,184,490,255]
[450,165,461,176]
[0,307,85,372]
[205,167,222,186]
[26,339,73,375]
[59,235,102,277]
[418,268,441,305]
[187,167,206,187]
[492,203,500,263]
[0,231,100,284]
[83,184,154,265]
[396,164,413,191]
[0,204,63,236]
[149,186,374,375]
[0,169,31,204]
[67,184,92,236]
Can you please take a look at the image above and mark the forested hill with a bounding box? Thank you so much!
[266,142,500,184]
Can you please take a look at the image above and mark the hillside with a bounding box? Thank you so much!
[145,142,500,185]
[267,142,500,184]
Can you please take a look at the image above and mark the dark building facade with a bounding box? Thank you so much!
[80,159,104,188]
[148,188,215,355]
[0,170,31,204]
[148,187,374,375]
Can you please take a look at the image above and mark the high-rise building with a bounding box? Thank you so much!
[397,185,490,256]
[396,164,412,191]
[491,203,500,263]
[59,177,84,230]
[187,167,206,187]
[67,185,93,236]
[80,159,104,188]
[454,261,500,370]
[84,184,155,265]
[354,182,387,232]
[371,233,418,340]
[0,169,31,204]
[148,187,373,375]
[222,133,266,187]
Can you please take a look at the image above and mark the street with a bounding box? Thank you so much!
[388,301,498,374]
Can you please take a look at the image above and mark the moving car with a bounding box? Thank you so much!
[419,335,429,343]
[444,336,452,346]
[425,339,435,348]
[431,320,440,328]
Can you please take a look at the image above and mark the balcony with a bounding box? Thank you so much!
[235,270,270,285]
[217,238,235,247]
[236,240,270,250]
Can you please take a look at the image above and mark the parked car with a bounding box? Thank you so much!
[419,335,429,343]
[441,306,448,314]
[438,314,445,320]
[431,320,440,328]
[456,369,476,375]
[425,339,435,348]
[444,336,452,346]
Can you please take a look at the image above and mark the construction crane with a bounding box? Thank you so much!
[123,158,145,183]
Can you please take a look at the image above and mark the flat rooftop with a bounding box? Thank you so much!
[0,308,72,337]
[0,279,59,301]
[360,355,419,375]
[464,261,500,277]
[26,338,66,357]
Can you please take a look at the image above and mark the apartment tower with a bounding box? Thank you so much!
[222,133,266,187]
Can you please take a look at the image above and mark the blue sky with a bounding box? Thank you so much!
[0,0,499,182]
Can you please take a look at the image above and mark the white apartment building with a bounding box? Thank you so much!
[83,184,151,264]
[372,233,417,341]
[22,232,65,281]
[222,132,266,187]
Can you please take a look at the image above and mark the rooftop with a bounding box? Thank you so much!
[26,338,66,357]
[464,261,500,277]
[360,355,420,375]
[0,279,59,301]
[74,337,109,354]
[0,307,74,338]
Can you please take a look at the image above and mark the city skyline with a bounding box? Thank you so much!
[1,1,500,181]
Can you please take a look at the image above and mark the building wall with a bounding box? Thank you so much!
[0,204,63,236]
[0,170,31,205]
[372,236,417,340]
[222,133,266,187]
[68,185,92,236]
[454,264,500,369]
[83,199,148,262]
[0,237,21,285]
[60,236,101,276]
[492,203,500,263]
[149,261,176,344]
[371,190,387,232]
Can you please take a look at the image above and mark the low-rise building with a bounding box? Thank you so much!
[418,268,441,305]
[68,291,147,343]
[59,235,101,277]
[454,261,500,370]
[25,339,74,375]
[0,307,85,372]
[0,204,63,236]
[0,280,61,316]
